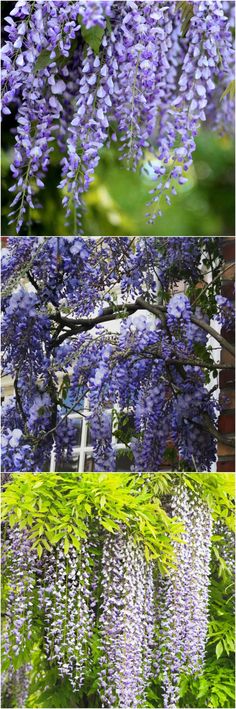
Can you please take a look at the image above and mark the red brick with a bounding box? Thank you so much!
[221,349,235,365]
[217,459,235,472]
[222,263,235,280]
[219,369,235,387]
[221,239,235,262]
[221,327,235,343]
[218,441,235,456]
[219,389,235,409]
[218,413,235,434]
[221,282,235,300]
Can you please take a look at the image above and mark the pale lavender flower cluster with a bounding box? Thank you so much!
[42,537,95,690]
[147,0,235,221]
[1,664,32,708]
[2,525,37,663]
[2,0,234,233]
[2,486,215,708]
[99,530,155,708]
[213,518,234,574]
[158,483,213,709]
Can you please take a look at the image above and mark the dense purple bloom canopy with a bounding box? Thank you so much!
[1,236,234,473]
[2,0,235,233]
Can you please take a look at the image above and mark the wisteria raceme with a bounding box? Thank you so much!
[2,485,217,708]
[1,1,234,233]
[1,664,32,709]
[2,525,38,664]
[1,236,231,473]
[158,483,213,709]
[99,530,155,708]
[213,518,235,573]
[42,537,95,689]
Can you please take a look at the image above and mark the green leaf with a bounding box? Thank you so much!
[34,49,54,73]
[84,502,91,514]
[76,494,85,504]
[100,495,106,508]
[100,518,119,532]
[34,39,78,75]
[221,685,236,700]
[64,536,70,555]
[42,538,51,551]
[197,679,209,698]
[221,79,235,102]
[80,21,105,55]
[216,640,223,658]
[177,1,194,37]
[71,535,81,551]
[37,543,43,559]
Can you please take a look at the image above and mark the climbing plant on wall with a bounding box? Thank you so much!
[1,472,235,708]
[2,237,235,472]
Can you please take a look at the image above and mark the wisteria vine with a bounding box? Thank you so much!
[2,0,235,233]
[1,236,234,473]
[99,530,155,707]
[2,483,216,708]
[158,483,213,708]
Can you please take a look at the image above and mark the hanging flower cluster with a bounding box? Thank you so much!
[2,484,214,709]
[41,538,95,689]
[99,530,155,708]
[2,0,234,233]
[2,525,38,662]
[1,664,32,709]
[2,236,233,473]
[2,527,97,691]
[213,518,235,574]
[158,483,213,708]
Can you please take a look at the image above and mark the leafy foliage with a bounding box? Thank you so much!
[1,473,235,708]
[2,472,183,569]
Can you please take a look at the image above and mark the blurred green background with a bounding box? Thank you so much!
[1,126,235,237]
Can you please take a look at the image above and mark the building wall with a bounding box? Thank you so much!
[217,237,235,472]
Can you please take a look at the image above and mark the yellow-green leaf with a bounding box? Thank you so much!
[76,494,85,505]
[100,518,119,533]
[37,543,43,559]
[71,535,81,551]
[216,640,223,659]
[64,536,70,555]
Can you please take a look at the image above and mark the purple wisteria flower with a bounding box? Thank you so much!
[99,529,155,708]
[1,236,225,472]
[2,486,215,708]
[157,483,213,708]
[1,1,234,233]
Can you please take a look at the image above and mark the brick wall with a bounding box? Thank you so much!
[217,237,235,472]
